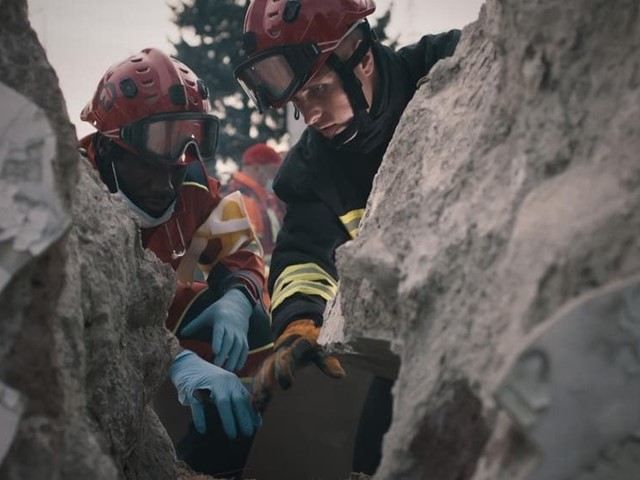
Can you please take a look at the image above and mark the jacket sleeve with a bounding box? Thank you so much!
[198,175,267,307]
[268,198,350,337]
[398,29,462,86]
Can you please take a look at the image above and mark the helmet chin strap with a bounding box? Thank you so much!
[324,26,374,149]
[111,162,176,228]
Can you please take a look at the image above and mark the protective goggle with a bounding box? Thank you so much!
[106,112,220,165]
[234,43,321,113]
[235,20,369,113]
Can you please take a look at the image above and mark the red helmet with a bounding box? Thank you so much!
[243,143,282,166]
[81,48,219,165]
[234,0,375,112]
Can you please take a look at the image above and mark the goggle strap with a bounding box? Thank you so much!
[324,23,376,148]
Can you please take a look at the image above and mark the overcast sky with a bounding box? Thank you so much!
[27,0,484,138]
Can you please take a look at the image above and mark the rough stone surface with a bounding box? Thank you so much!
[324,0,640,479]
[0,1,181,478]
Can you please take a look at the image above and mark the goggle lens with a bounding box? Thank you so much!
[234,44,320,110]
[145,117,218,161]
[117,113,219,164]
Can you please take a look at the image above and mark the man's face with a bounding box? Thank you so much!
[114,150,187,217]
[292,67,354,139]
[291,48,375,140]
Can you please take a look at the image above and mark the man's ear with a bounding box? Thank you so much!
[359,49,375,78]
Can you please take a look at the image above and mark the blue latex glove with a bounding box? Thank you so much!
[180,288,252,372]
[169,350,261,438]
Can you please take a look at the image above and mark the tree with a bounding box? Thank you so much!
[171,0,286,170]
[372,3,399,50]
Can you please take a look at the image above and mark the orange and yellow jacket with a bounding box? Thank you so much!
[226,171,285,266]
[81,136,273,381]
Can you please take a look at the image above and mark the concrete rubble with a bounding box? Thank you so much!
[323,0,640,479]
[2,0,640,478]
[0,1,181,478]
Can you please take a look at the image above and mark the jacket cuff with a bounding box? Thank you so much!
[222,271,261,307]
[271,298,325,337]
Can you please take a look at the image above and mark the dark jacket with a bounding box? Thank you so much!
[269,30,461,336]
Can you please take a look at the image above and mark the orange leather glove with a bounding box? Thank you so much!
[252,319,345,412]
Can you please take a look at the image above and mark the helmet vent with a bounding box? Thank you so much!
[144,95,159,104]
[140,79,155,87]
[169,84,187,105]
[136,66,151,74]
[119,78,138,99]
[282,0,300,23]
[131,57,143,63]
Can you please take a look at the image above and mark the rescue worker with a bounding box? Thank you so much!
[80,48,273,479]
[225,143,286,266]
[234,0,461,474]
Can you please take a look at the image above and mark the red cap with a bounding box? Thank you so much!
[242,143,281,166]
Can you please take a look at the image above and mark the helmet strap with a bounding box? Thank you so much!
[93,133,119,193]
[324,26,375,148]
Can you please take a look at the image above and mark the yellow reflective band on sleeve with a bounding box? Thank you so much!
[272,263,337,299]
[339,209,365,239]
[271,281,338,311]
[271,263,338,312]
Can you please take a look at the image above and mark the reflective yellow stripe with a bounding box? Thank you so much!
[271,281,338,311]
[248,342,274,355]
[182,181,209,192]
[339,209,365,225]
[272,263,337,300]
[171,287,209,334]
[339,209,365,239]
[271,263,338,311]
[272,270,337,301]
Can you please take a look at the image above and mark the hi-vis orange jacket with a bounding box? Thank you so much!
[226,171,285,266]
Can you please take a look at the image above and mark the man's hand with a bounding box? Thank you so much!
[252,319,345,412]
[169,350,261,439]
[180,289,252,372]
